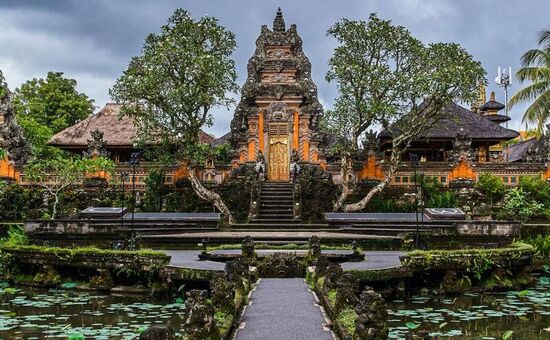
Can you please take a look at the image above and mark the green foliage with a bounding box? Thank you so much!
[13,72,93,160]
[428,191,457,208]
[0,184,45,220]
[324,14,485,212]
[142,169,168,212]
[522,234,550,258]
[24,156,114,218]
[336,307,357,335]
[475,173,507,206]
[110,9,238,161]
[499,187,545,222]
[508,27,550,134]
[1,244,167,258]
[519,176,550,206]
[0,225,28,247]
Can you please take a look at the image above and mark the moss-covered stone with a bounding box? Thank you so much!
[90,268,114,290]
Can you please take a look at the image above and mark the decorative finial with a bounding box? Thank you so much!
[490,91,495,101]
[273,7,285,32]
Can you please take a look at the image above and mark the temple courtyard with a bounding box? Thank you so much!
[0,2,549,340]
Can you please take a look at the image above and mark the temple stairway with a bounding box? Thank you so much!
[231,182,331,231]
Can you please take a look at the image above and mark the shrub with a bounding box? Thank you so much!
[475,173,507,206]
[499,188,545,222]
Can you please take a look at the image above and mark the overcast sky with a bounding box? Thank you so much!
[0,0,548,137]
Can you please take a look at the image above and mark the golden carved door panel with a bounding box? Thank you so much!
[268,123,289,181]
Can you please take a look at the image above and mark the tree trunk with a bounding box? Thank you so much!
[187,165,234,224]
[52,193,59,219]
[333,154,353,212]
[343,165,397,212]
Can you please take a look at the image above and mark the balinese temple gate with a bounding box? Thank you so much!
[229,8,326,181]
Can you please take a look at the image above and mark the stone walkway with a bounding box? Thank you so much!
[341,251,405,271]
[235,278,333,340]
[163,250,404,271]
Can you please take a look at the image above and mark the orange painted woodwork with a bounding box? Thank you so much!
[173,163,190,181]
[259,111,265,152]
[248,141,255,161]
[312,149,318,162]
[448,158,477,181]
[543,164,550,181]
[0,156,18,181]
[359,155,384,181]
[293,111,299,151]
[303,141,310,161]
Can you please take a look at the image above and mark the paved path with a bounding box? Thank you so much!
[164,250,225,271]
[235,278,333,340]
[162,250,404,271]
[147,231,400,240]
[341,251,405,271]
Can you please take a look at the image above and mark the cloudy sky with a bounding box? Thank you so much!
[0,0,548,137]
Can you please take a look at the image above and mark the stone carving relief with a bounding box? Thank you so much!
[265,102,293,122]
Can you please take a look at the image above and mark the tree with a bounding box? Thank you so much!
[324,14,485,212]
[24,157,114,219]
[508,27,550,135]
[110,9,238,222]
[475,173,507,206]
[13,72,94,159]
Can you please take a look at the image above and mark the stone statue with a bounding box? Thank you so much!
[335,273,358,313]
[242,235,255,258]
[354,287,388,340]
[308,235,321,259]
[85,129,109,158]
[254,150,266,181]
[323,263,343,291]
[290,149,301,182]
[210,273,235,313]
[183,290,220,340]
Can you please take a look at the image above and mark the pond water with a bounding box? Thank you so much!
[0,287,184,339]
[387,274,550,339]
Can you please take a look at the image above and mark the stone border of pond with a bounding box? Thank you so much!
[306,243,537,339]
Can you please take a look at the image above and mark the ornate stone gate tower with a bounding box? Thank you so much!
[230,8,325,181]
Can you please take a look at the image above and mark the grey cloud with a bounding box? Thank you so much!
[0,0,548,136]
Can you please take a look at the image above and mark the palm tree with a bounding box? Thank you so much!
[509,27,550,135]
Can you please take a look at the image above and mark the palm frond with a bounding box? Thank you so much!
[520,90,550,134]
[520,48,550,67]
[509,80,550,108]
[537,27,550,50]
[515,66,550,82]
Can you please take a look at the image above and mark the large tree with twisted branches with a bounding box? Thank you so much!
[324,14,485,212]
[110,9,238,222]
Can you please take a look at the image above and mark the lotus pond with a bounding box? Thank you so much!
[387,274,550,339]
[0,286,184,339]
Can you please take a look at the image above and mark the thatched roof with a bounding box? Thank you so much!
[48,103,215,148]
[508,138,536,162]
[379,102,519,141]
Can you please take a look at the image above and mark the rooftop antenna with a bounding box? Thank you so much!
[495,66,512,161]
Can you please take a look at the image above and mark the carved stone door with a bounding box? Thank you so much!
[268,123,289,181]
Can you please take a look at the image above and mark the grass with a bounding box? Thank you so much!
[207,243,360,251]
[1,244,167,258]
[405,242,534,257]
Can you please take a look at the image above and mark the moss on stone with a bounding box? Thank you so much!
[336,306,357,336]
